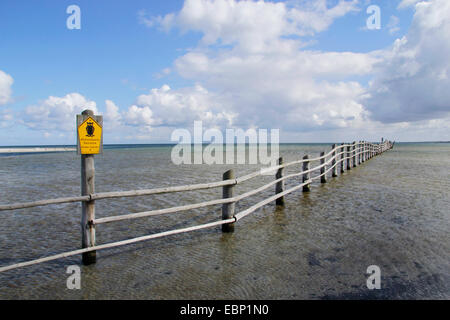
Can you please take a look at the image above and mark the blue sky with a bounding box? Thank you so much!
[0,0,449,145]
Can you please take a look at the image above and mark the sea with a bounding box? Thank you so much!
[0,142,449,299]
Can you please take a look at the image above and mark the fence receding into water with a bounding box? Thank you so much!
[0,140,394,273]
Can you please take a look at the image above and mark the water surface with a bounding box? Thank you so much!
[0,143,449,299]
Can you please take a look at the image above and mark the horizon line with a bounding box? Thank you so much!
[1,141,449,148]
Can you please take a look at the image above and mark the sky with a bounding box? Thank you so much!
[0,0,449,145]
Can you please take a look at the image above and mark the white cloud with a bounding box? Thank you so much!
[22,93,98,131]
[398,0,427,9]
[125,84,236,129]
[151,0,359,53]
[124,104,155,129]
[365,0,450,123]
[0,70,13,106]
[175,47,375,130]
[104,99,122,128]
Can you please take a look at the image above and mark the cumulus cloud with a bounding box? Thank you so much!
[146,0,374,132]
[124,84,236,129]
[104,99,122,128]
[0,70,13,106]
[22,93,98,131]
[365,0,450,123]
[174,47,375,130]
[124,104,155,129]
[150,0,358,53]
[99,85,236,139]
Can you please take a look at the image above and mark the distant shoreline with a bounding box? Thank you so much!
[0,147,76,154]
[0,141,448,150]
[0,141,448,154]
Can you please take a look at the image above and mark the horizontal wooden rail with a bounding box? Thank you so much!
[0,180,236,211]
[90,179,237,201]
[235,180,311,221]
[0,218,236,273]
[0,196,91,211]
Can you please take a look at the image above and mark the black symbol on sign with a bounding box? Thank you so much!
[86,122,95,137]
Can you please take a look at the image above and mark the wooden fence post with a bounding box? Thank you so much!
[222,169,235,232]
[320,152,327,183]
[302,155,311,192]
[79,110,96,265]
[275,157,284,206]
[346,144,351,170]
[365,142,367,160]
[358,141,362,165]
[340,143,345,174]
[332,144,337,177]
[352,141,357,168]
[362,141,365,163]
[356,141,359,165]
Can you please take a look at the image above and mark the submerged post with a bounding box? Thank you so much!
[346,144,351,170]
[362,141,365,163]
[77,109,103,265]
[302,155,311,192]
[331,144,337,177]
[364,142,367,160]
[320,152,327,183]
[81,154,96,264]
[358,141,362,165]
[340,143,345,174]
[275,157,284,206]
[222,169,235,232]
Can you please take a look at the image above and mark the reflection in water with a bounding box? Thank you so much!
[0,143,449,299]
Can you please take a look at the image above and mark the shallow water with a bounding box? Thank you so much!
[0,143,449,299]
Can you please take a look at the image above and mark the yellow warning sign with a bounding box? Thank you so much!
[78,116,102,154]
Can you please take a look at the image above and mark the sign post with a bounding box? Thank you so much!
[77,109,102,265]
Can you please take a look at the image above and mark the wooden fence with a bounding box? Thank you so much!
[0,139,394,273]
